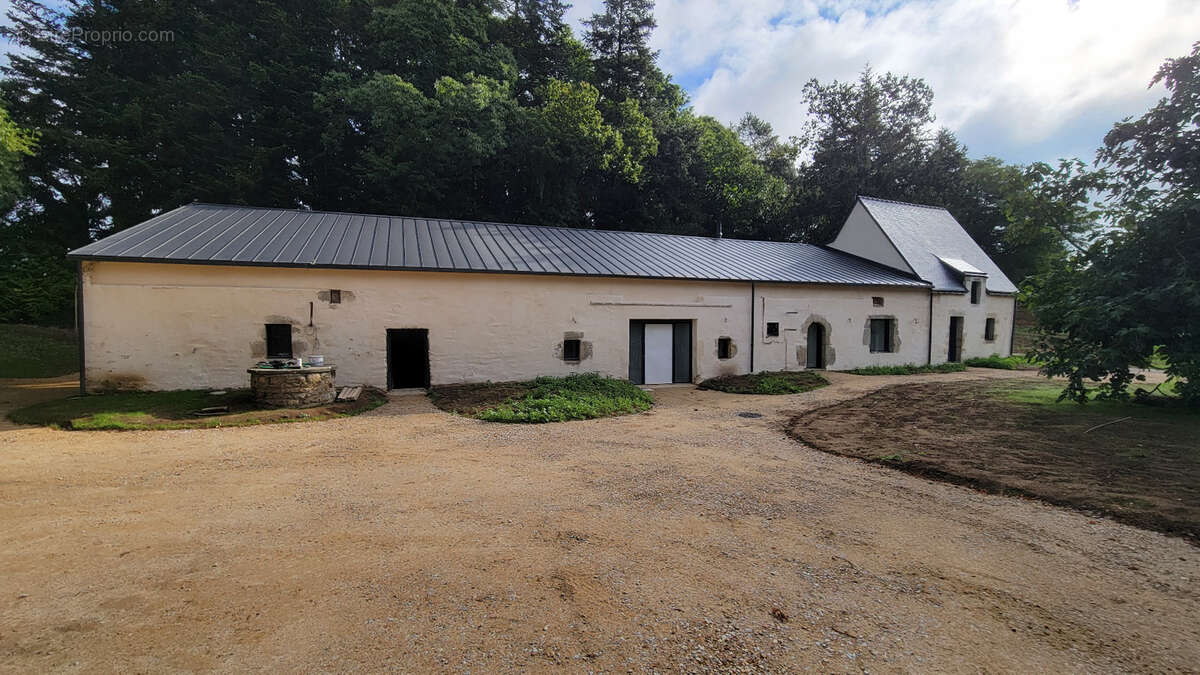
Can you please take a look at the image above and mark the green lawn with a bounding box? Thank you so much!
[698,370,829,395]
[0,324,78,378]
[993,379,1188,412]
[430,373,653,423]
[8,388,386,430]
[846,362,967,376]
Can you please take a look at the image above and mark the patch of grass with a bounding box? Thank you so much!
[433,373,653,423]
[0,324,78,378]
[964,354,1032,370]
[698,370,829,395]
[8,388,386,430]
[989,381,1195,419]
[846,362,967,376]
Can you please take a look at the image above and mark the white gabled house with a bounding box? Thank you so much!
[831,196,1018,364]
[68,196,1016,392]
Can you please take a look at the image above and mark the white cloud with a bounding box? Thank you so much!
[569,0,1200,161]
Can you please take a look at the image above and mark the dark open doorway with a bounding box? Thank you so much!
[387,329,430,389]
[806,323,825,368]
[948,316,964,363]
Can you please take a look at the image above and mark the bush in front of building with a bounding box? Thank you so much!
[964,355,1032,370]
[450,373,653,423]
[847,363,967,375]
[698,371,829,395]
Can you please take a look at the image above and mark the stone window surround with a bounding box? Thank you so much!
[717,336,734,360]
[864,314,901,353]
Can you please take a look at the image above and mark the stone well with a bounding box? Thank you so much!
[246,366,337,408]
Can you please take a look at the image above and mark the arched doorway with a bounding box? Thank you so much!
[806,323,826,369]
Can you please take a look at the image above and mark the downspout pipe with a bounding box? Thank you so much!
[1009,296,1018,357]
[926,290,934,365]
[76,260,87,395]
[749,282,755,374]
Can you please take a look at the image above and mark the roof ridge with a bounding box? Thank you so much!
[187,202,814,248]
[858,195,950,211]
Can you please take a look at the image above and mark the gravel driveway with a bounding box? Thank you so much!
[1,369,1197,672]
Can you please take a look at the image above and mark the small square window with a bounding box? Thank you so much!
[985,317,996,341]
[717,337,732,360]
[766,322,780,337]
[562,338,581,361]
[872,296,884,307]
[970,280,982,304]
[265,323,293,359]
[330,289,341,304]
[869,318,893,353]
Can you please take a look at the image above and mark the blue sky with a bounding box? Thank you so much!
[3,1,1195,167]
[565,0,1199,165]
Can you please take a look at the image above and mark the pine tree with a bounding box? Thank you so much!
[583,0,658,103]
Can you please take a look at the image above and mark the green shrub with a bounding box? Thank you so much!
[964,354,1027,370]
[697,370,829,395]
[847,363,967,375]
[473,373,652,423]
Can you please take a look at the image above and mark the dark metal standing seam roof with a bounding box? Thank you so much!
[68,203,931,288]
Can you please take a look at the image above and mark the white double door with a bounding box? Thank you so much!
[643,323,675,384]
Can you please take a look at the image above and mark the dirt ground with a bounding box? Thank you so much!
[2,369,1198,672]
[430,380,536,416]
[789,380,1200,543]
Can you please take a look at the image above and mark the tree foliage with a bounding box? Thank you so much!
[1026,42,1200,405]
[794,68,948,243]
[583,0,658,103]
[0,0,1145,331]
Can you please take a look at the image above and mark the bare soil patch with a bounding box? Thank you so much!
[429,380,535,416]
[788,380,1200,542]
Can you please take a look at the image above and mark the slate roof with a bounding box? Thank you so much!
[68,203,930,288]
[858,197,1018,293]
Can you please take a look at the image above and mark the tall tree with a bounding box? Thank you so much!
[735,112,799,182]
[309,0,517,215]
[794,67,966,243]
[0,100,35,214]
[1026,43,1200,405]
[583,0,658,103]
[315,72,515,217]
[0,99,64,326]
[1099,42,1200,219]
[497,0,591,105]
[3,0,351,240]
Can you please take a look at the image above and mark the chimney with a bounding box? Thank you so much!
[716,222,723,238]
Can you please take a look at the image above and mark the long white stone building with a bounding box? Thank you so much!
[68,196,1017,392]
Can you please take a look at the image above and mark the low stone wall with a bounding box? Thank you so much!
[247,366,336,408]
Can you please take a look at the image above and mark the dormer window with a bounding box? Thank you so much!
[970,280,982,304]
